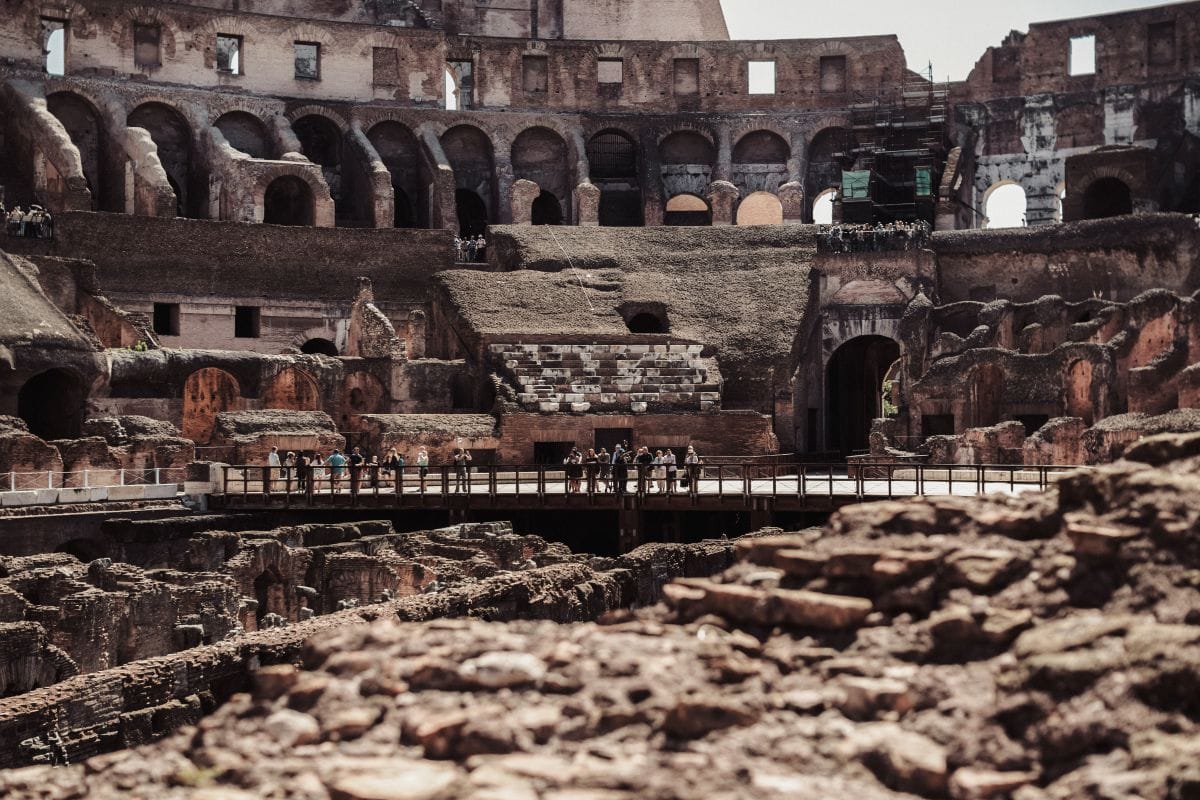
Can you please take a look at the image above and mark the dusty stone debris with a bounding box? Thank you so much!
[1,432,1197,799]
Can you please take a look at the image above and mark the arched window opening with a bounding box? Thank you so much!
[215,111,271,159]
[129,102,195,217]
[984,182,1027,229]
[456,189,488,237]
[664,194,711,226]
[263,176,314,226]
[588,130,638,181]
[626,312,667,334]
[512,127,570,221]
[733,130,789,164]
[813,188,837,225]
[1083,177,1132,220]
[300,338,338,356]
[18,369,85,440]
[737,191,783,226]
[367,121,425,228]
[826,336,901,455]
[48,92,107,210]
[531,190,563,225]
[660,131,715,165]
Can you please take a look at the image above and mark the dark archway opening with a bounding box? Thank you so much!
[394,185,414,228]
[18,368,85,440]
[57,538,106,563]
[48,92,107,211]
[626,312,666,334]
[1083,177,1133,219]
[456,189,488,237]
[300,338,338,356]
[599,191,644,226]
[588,129,643,227]
[253,568,285,624]
[826,336,901,455]
[263,176,314,226]
[531,190,563,225]
[129,102,197,218]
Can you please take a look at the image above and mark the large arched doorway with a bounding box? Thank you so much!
[367,121,426,229]
[128,102,195,217]
[512,127,571,221]
[442,125,495,231]
[253,567,285,624]
[826,336,901,455]
[984,182,1028,229]
[263,176,314,226]
[663,194,711,226]
[292,115,354,224]
[182,368,240,443]
[47,92,108,211]
[300,338,338,356]
[18,369,85,440]
[736,191,783,225]
[732,129,790,203]
[531,190,563,225]
[1083,177,1132,219]
[812,188,837,225]
[804,127,854,217]
[587,129,642,227]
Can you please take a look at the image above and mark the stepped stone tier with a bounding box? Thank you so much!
[492,343,720,413]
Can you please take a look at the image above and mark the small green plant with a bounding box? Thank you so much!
[881,380,899,417]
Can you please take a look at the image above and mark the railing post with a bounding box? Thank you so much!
[828,464,834,501]
[8,471,14,492]
[887,464,893,500]
[155,466,161,486]
[82,469,89,488]
[48,470,54,489]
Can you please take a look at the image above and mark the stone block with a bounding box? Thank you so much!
[630,402,648,413]
[0,491,39,507]
[570,402,591,413]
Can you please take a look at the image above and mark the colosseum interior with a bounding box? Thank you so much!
[0,0,1198,796]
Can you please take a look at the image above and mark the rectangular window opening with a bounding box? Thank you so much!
[152,303,179,336]
[234,306,260,338]
[922,414,955,438]
[533,441,573,466]
[673,58,699,96]
[522,55,548,93]
[294,41,320,81]
[41,18,67,76]
[597,57,623,84]
[1069,35,1096,76]
[216,34,242,75]
[820,55,847,93]
[748,60,776,95]
[133,24,161,68]
[446,60,473,110]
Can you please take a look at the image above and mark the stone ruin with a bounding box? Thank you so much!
[0,431,1196,798]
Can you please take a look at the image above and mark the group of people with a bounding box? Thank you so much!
[265,444,457,494]
[454,234,487,263]
[817,220,930,254]
[561,442,704,495]
[3,203,54,239]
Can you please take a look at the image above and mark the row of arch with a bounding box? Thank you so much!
[982,177,1133,229]
[41,87,855,231]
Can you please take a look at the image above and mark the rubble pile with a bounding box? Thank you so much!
[2,434,1199,799]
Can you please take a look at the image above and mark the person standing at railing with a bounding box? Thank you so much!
[597,448,611,492]
[311,452,325,493]
[684,446,702,495]
[664,449,678,494]
[296,452,309,492]
[585,449,599,494]
[283,451,296,493]
[453,447,472,492]
[635,447,653,494]
[267,447,281,493]
[385,448,405,493]
[416,447,429,492]
[348,447,364,495]
[563,448,583,494]
[327,449,347,492]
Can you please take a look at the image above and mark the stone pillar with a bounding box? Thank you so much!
[778,181,805,225]
[640,128,663,226]
[713,124,733,183]
[510,178,540,225]
[493,145,515,224]
[706,180,739,226]
[618,505,643,553]
[575,181,600,226]
[407,310,427,359]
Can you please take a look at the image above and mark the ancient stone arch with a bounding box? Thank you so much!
[109,6,183,65]
[286,105,350,132]
[252,167,332,226]
[214,110,272,159]
[261,367,322,411]
[46,90,110,210]
[182,367,241,443]
[127,99,197,216]
[368,119,427,228]
[512,126,570,221]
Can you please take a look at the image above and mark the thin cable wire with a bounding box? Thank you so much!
[546,224,595,312]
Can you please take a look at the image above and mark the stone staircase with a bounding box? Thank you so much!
[490,343,720,413]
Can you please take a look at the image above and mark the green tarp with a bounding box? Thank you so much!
[841,170,871,200]
[915,167,933,197]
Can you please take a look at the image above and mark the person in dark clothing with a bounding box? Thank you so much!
[635,447,654,494]
[613,451,629,495]
[348,447,364,495]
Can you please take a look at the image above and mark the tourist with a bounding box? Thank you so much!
[367,455,380,489]
[5,205,23,236]
[348,446,364,495]
[416,446,429,492]
[664,448,677,494]
[296,451,309,492]
[584,448,599,493]
[684,445,702,494]
[474,235,487,263]
[283,451,296,491]
[564,447,583,494]
[311,452,325,493]
[465,237,477,262]
[597,447,611,492]
[327,448,347,492]
[267,446,281,492]
[635,447,653,493]
[385,447,404,492]
[453,447,472,492]
[652,449,667,493]
[613,449,629,495]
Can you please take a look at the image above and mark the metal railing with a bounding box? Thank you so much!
[4,467,187,492]
[215,461,1080,506]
